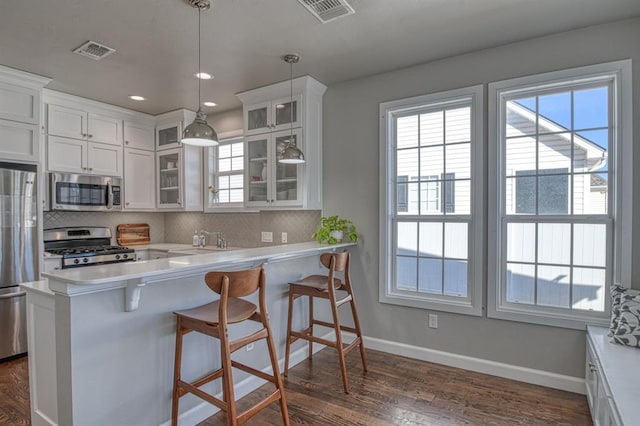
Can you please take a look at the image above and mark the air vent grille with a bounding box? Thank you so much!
[297,0,355,23]
[72,41,116,61]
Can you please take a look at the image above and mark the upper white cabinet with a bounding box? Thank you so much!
[156,144,202,211]
[47,104,122,146]
[124,121,155,151]
[47,135,123,176]
[244,95,302,136]
[0,66,50,163]
[236,76,326,210]
[156,121,182,151]
[245,129,303,208]
[124,148,155,209]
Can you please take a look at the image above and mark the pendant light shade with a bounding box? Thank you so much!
[182,110,218,146]
[182,1,218,146]
[278,54,305,164]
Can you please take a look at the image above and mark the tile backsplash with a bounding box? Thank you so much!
[44,210,321,247]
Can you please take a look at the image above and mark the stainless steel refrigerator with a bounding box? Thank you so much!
[0,161,37,360]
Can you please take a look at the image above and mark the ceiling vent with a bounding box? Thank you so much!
[297,0,355,23]
[72,41,116,61]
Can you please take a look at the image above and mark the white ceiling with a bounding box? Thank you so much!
[2,0,639,115]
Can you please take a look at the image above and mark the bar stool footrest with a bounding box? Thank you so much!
[232,360,277,383]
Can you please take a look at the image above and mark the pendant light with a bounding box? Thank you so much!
[181,0,218,146]
[278,54,305,164]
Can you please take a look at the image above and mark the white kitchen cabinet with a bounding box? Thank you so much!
[0,66,50,163]
[123,148,156,210]
[586,326,640,426]
[124,121,155,151]
[47,104,122,146]
[48,135,122,176]
[237,76,326,210]
[243,95,302,136]
[156,121,182,151]
[156,145,202,210]
[245,129,303,208]
[0,119,39,163]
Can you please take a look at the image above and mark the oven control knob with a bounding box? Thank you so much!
[73,259,80,264]
[122,254,128,259]
[115,254,121,260]
[82,258,89,263]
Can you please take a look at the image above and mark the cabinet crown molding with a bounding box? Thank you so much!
[0,64,51,89]
[236,75,327,104]
[43,89,155,124]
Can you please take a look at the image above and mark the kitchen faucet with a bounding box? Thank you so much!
[198,230,227,249]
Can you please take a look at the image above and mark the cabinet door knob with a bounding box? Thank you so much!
[126,202,130,206]
[88,134,93,138]
[588,362,597,372]
[125,140,129,145]
[82,133,87,137]
[89,167,93,171]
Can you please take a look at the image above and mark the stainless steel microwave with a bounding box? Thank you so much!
[50,173,122,211]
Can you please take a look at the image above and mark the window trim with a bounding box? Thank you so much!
[203,129,257,213]
[379,85,484,316]
[488,60,632,329]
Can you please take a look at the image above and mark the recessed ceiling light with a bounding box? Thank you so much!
[129,95,146,101]
[203,101,217,107]
[195,72,213,80]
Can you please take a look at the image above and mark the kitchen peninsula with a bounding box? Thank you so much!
[23,242,355,426]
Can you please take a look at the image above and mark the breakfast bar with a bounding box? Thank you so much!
[23,242,355,426]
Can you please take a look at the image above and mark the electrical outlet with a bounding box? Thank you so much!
[281,232,288,243]
[261,231,273,243]
[246,343,255,352]
[428,314,438,329]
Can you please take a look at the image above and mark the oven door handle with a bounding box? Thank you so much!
[107,180,114,210]
[0,291,26,300]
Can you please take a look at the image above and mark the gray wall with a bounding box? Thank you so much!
[322,17,640,378]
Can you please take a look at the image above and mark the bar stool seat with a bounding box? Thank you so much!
[171,265,289,426]
[284,250,367,394]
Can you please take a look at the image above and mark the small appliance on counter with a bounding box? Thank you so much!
[0,161,38,361]
[44,227,136,269]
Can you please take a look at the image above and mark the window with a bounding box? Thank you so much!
[488,60,632,329]
[380,86,483,316]
[205,132,245,210]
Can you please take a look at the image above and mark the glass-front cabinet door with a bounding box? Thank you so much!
[156,121,182,151]
[272,95,302,132]
[245,129,303,208]
[246,135,269,205]
[245,102,271,135]
[157,148,182,208]
[273,129,302,206]
[244,96,302,136]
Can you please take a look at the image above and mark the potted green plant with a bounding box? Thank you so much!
[312,215,358,244]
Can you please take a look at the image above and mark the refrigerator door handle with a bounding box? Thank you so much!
[0,291,26,300]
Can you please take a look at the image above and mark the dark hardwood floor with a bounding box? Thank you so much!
[199,348,592,425]
[0,349,591,425]
[0,355,30,426]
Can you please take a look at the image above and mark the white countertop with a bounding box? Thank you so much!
[132,243,193,251]
[19,279,54,296]
[43,241,355,286]
[587,326,640,425]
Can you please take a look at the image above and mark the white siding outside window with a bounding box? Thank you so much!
[379,86,483,316]
[488,60,633,329]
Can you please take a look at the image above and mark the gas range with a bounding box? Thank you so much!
[44,227,136,269]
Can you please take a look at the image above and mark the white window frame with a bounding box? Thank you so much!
[204,129,250,212]
[488,60,632,329]
[379,85,484,316]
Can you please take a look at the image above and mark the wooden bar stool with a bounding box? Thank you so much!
[283,250,367,394]
[171,265,289,426]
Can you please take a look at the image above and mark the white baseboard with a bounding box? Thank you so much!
[162,332,333,426]
[345,332,586,395]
